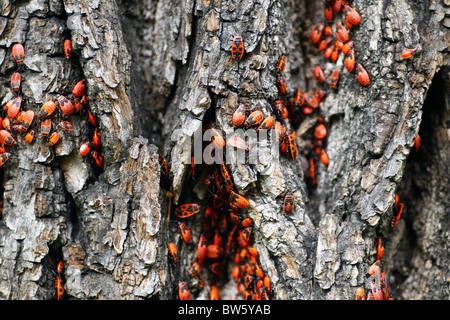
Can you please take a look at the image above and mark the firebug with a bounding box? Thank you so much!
[231,35,245,60]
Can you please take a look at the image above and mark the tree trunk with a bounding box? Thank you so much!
[0,0,448,300]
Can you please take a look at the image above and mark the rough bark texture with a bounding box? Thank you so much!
[0,0,448,300]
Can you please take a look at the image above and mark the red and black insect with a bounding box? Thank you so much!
[304,92,319,109]
[79,141,92,157]
[244,110,264,128]
[313,66,326,83]
[376,237,384,260]
[257,116,275,130]
[391,194,404,228]
[57,121,74,132]
[232,104,246,126]
[0,152,11,168]
[5,97,22,119]
[41,118,52,138]
[207,244,224,259]
[343,4,361,25]
[72,79,87,97]
[284,131,298,161]
[229,191,249,209]
[178,281,190,300]
[39,100,57,119]
[56,95,74,116]
[342,40,354,54]
[21,110,34,133]
[283,192,294,214]
[355,64,370,86]
[0,130,16,146]
[276,55,286,73]
[197,234,208,264]
[64,39,73,60]
[158,155,168,182]
[330,69,340,88]
[48,132,60,147]
[402,48,416,59]
[210,128,226,149]
[231,35,245,60]
[324,4,334,22]
[331,0,342,12]
[310,23,324,44]
[178,222,192,243]
[276,74,287,94]
[345,49,355,72]
[168,242,179,263]
[12,43,24,65]
[308,158,317,185]
[11,72,21,92]
[175,203,201,218]
[90,150,104,168]
[272,100,289,119]
[335,22,349,43]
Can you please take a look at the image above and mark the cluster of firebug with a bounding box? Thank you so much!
[2,40,103,299]
[2,41,103,174]
[164,153,271,300]
[355,193,406,300]
[310,0,370,87]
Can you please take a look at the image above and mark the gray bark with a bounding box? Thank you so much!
[0,0,448,300]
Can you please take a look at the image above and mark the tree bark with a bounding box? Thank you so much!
[0,0,448,300]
